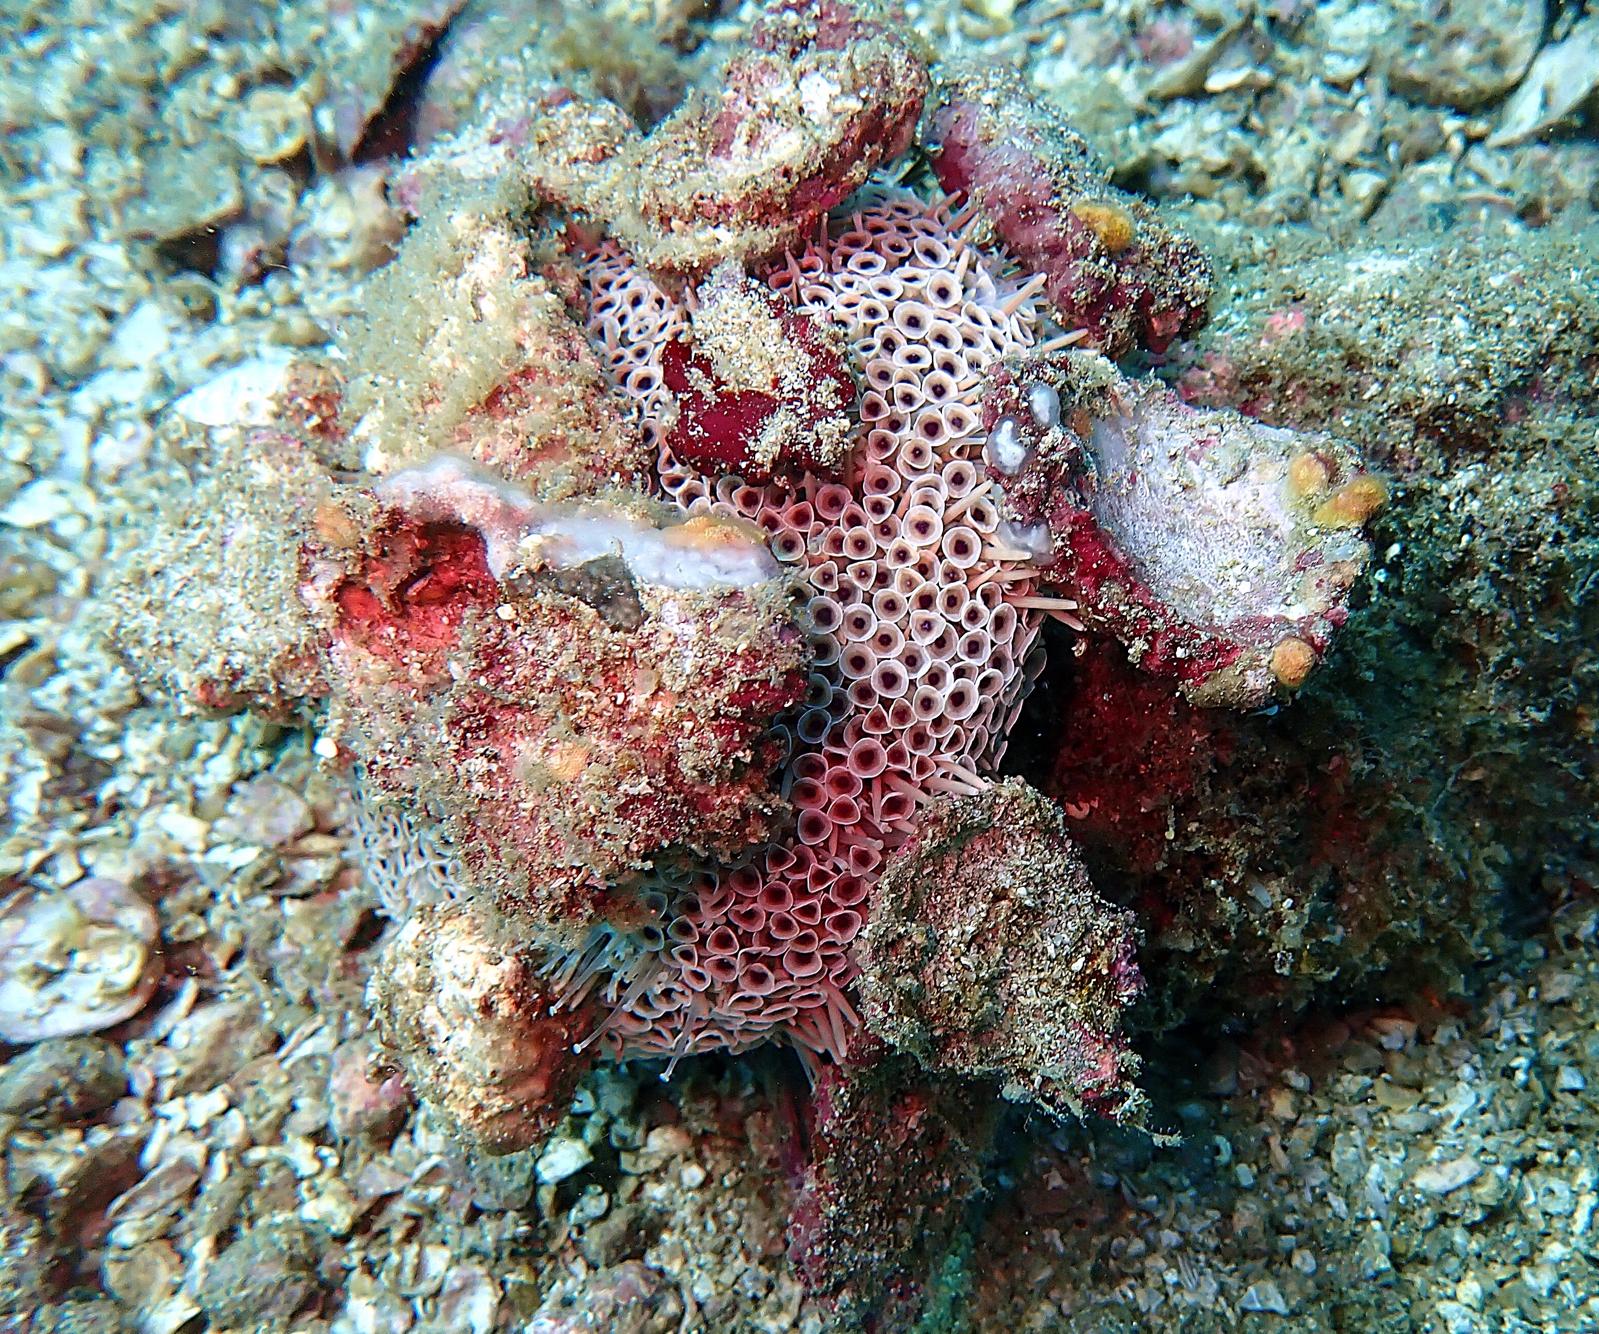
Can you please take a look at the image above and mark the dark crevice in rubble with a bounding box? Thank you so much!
[996,618,1078,791]
[352,17,458,164]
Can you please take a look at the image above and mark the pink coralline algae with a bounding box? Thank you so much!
[928,66,1213,359]
[307,457,810,931]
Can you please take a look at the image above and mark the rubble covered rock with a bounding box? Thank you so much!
[412,0,929,281]
[788,1039,999,1330]
[367,898,596,1154]
[104,373,343,718]
[988,350,1381,707]
[861,779,1145,1122]
[311,458,810,929]
[341,201,650,498]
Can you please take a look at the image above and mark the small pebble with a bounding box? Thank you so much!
[1239,1279,1290,1315]
[435,1265,500,1334]
[1433,1300,1482,1334]
[569,1185,609,1224]
[535,1136,593,1185]
[0,1036,127,1123]
[213,779,315,848]
[328,1041,411,1141]
[1412,1156,1481,1195]
[171,352,296,428]
[645,1124,693,1156]
[1026,381,1060,429]
[982,416,1028,474]
[1535,1177,1574,1217]
[1521,1262,1560,1300]
[195,1220,317,1327]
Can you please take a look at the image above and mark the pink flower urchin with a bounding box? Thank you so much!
[106,0,1383,1189]
[566,188,1082,1071]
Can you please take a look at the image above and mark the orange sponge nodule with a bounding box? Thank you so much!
[1070,200,1138,255]
[1314,475,1388,528]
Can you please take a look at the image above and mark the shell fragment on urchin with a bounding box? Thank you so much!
[979,351,1384,707]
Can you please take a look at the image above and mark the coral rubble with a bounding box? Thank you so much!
[317,458,809,929]
[788,1037,998,1328]
[928,65,1213,358]
[367,898,595,1153]
[587,0,930,281]
[0,879,160,1045]
[5,0,1599,1327]
[984,350,1381,707]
